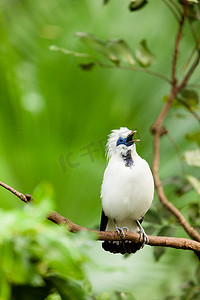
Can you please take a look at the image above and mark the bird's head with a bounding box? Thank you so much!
[106,127,140,159]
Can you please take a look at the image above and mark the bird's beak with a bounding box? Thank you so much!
[129,130,140,143]
[125,130,140,145]
[130,130,137,136]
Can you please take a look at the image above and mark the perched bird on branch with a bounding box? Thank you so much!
[100,127,154,254]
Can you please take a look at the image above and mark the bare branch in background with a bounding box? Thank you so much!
[151,5,200,243]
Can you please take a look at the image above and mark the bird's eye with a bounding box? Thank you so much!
[116,137,124,146]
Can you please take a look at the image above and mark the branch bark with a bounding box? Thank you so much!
[0,181,200,254]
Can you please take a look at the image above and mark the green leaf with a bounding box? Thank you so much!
[49,45,90,58]
[50,276,87,300]
[135,39,155,67]
[179,88,199,107]
[106,39,135,66]
[184,149,200,167]
[75,32,120,65]
[129,0,148,11]
[185,174,200,194]
[185,132,200,146]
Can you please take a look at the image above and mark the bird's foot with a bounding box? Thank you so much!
[136,220,148,248]
[115,225,128,238]
[138,227,148,248]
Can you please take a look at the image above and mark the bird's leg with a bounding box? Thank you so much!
[114,219,128,238]
[136,220,149,248]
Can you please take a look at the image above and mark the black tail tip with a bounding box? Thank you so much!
[102,240,143,254]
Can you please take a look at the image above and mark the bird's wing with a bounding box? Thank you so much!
[100,210,108,231]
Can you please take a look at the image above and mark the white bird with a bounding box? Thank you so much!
[100,127,154,254]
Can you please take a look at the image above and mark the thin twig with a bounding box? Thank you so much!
[0,181,200,254]
[172,6,186,85]
[181,28,200,74]
[178,50,200,91]
[170,0,182,15]
[162,0,180,22]
[0,181,28,203]
[97,62,171,84]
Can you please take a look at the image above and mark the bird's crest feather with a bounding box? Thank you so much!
[106,127,132,159]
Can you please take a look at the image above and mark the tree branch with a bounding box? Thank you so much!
[0,181,28,203]
[48,211,200,253]
[0,181,200,254]
[151,6,200,243]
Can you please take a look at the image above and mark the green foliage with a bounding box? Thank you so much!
[0,201,96,300]
[50,33,155,70]
[75,32,120,66]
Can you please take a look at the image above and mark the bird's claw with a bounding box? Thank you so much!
[115,226,128,238]
[136,220,148,248]
[138,227,148,248]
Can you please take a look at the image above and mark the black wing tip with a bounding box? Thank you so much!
[100,210,108,231]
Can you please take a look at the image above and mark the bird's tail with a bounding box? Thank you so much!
[100,212,144,254]
[102,240,143,254]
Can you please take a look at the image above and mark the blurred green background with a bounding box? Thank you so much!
[0,0,199,299]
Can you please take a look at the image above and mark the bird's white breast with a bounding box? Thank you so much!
[101,154,154,222]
